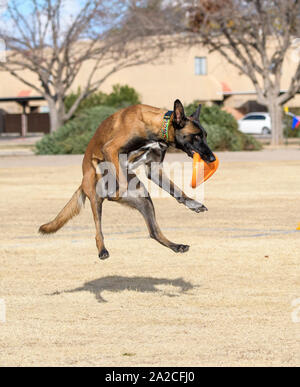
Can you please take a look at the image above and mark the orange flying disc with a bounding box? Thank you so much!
[191,153,219,188]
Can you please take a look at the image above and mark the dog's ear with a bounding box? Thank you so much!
[191,104,202,122]
[173,99,186,128]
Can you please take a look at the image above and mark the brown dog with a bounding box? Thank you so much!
[39,99,215,259]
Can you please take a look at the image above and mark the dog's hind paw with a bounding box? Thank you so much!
[171,244,190,253]
[99,248,110,260]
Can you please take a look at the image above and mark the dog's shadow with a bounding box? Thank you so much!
[52,276,196,303]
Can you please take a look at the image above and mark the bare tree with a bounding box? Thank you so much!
[186,0,300,145]
[0,0,7,12]
[123,0,300,144]
[0,0,162,132]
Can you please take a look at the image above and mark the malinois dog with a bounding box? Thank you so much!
[39,99,216,259]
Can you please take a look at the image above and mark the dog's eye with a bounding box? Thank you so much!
[194,135,201,141]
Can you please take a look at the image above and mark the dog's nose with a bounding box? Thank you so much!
[208,154,216,163]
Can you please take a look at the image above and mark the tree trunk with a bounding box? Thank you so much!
[268,101,283,146]
[47,98,65,133]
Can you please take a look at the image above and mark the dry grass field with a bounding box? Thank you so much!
[0,151,300,367]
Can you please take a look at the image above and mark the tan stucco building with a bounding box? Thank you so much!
[1,43,299,118]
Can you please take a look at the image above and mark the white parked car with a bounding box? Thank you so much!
[238,113,271,135]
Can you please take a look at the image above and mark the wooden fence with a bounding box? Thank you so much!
[0,113,50,134]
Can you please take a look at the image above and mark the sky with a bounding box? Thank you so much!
[0,0,83,18]
[0,0,125,36]
[0,0,103,41]
[0,0,8,15]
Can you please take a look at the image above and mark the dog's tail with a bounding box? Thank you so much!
[39,186,86,234]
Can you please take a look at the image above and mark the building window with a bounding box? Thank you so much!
[195,57,207,75]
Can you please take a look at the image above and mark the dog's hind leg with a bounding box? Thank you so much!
[119,173,189,253]
[91,196,109,260]
[82,167,109,260]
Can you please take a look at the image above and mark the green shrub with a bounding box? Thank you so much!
[184,102,262,151]
[204,124,261,151]
[36,101,262,155]
[184,102,238,130]
[104,84,141,108]
[65,90,107,116]
[64,84,141,117]
[35,106,117,155]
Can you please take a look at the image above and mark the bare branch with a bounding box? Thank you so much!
[0,0,165,132]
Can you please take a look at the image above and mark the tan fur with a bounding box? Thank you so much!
[39,186,86,234]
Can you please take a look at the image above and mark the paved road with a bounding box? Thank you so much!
[1,148,300,168]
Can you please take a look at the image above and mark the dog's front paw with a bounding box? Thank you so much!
[185,199,208,213]
[171,244,190,253]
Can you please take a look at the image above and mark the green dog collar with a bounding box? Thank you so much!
[161,110,173,142]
